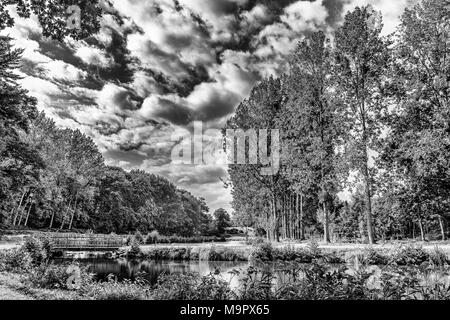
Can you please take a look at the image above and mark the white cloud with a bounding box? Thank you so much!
[44,60,87,81]
[75,45,112,67]
[281,0,329,33]
[342,0,417,35]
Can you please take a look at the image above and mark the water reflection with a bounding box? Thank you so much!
[71,258,249,287]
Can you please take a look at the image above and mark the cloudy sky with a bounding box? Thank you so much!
[2,0,416,213]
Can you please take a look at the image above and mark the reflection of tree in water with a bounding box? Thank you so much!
[83,258,248,284]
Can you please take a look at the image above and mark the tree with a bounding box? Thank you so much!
[380,0,450,240]
[225,77,285,241]
[279,31,345,243]
[333,6,392,244]
[0,36,43,227]
[213,208,231,234]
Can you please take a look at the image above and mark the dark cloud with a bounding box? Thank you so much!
[322,0,346,26]
[142,97,195,126]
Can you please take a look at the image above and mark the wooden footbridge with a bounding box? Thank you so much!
[39,233,125,251]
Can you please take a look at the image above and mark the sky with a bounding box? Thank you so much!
[2,0,416,213]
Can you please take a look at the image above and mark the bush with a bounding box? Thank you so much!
[250,242,274,261]
[22,236,51,265]
[145,230,160,244]
[145,235,227,244]
[27,262,94,290]
[134,231,144,244]
[208,246,248,261]
[127,240,143,258]
[151,273,232,300]
[428,247,449,267]
[125,234,133,246]
[391,245,430,265]
[353,247,389,266]
[83,276,149,300]
[0,249,32,272]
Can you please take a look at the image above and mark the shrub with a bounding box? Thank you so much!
[134,231,144,244]
[250,242,274,261]
[125,234,133,246]
[353,247,389,266]
[127,240,143,258]
[208,246,248,261]
[27,262,94,290]
[391,245,430,265]
[148,235,227,244]
[233,266,276,300]
[0,249,32,272]
[83,276,149,300]
[428,247,449,267]
[151,273,231,300]
[145,230,160,244]
[22,236,50,265]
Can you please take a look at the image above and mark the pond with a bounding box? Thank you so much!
[57,257,450,291]
[61,258,249,287]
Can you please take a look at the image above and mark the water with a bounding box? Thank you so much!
[70,258,249,287]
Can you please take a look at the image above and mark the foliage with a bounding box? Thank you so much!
[0,249,32,272]
[82,275,149,300]
[22,236,51,265]
[151,273,232,300]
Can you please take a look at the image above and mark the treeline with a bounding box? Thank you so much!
[0,37,215,236]
[227,0,450,244]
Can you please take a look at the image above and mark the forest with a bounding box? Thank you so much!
[227,0,450,244]
[0,35,215,235]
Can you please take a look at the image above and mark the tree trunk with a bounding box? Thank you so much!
[273,195,279,242]
[418,218,425,242]
[438,215,446,241]
[13,190,27,226]
[49,211,55,229]
[363,161,374,244]
[299,193,304,240]
[60,198,73,230]
[322,198,330,243]
[68,195,79,230]
[24,201,33,226]
[266,201,271,242]
[17,199,30,226]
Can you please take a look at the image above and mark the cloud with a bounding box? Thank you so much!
[140,95,195,126]
[281,0,329,33]
[75,45,113,67]
[97,83,137,114]
[44,60,87,81]
[341,0,417,35]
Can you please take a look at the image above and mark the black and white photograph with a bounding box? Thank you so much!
[0,0,449,311]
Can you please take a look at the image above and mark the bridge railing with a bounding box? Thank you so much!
[36,233,125,251]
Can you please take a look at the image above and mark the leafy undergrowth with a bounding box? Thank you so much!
[127,245,249,261]
[250,241,345,264]
[350,245,450,267]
